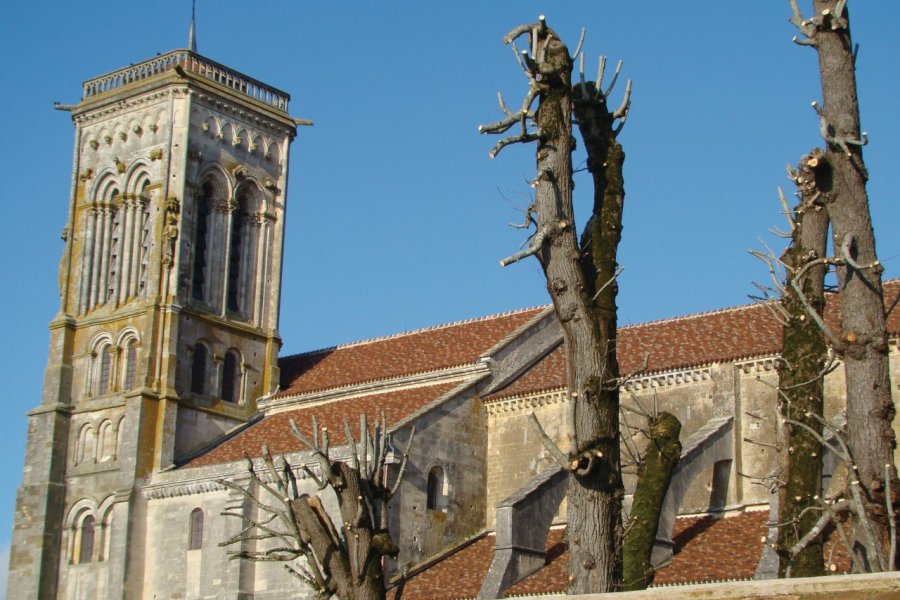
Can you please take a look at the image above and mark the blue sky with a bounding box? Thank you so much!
[0,1,898,589]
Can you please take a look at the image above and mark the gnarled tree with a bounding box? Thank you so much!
[219,414,414,600]
[788,0,897,571]
[480,17,679,593]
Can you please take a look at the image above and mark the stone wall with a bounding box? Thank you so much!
[388,383,489,572]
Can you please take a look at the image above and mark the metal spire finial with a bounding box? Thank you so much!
[188,0,197,52]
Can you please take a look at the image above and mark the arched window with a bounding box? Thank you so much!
[191,344,208,395]
[98,344,112,395]
[122,338,138,390]
[221,350,240,403]
[189,508,204,550]
[78,515,95,563]
[192,183,213,302]
[426,465,449,512]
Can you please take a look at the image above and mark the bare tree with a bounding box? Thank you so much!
[753,150,832,575]
[480,17,633,593]
[773,151,831,577]
[219,414,414,600]
[788,0,897,570]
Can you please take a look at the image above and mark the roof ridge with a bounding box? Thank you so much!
[621,277,898,332]
[279,305,549,360]
[620,299,769,331]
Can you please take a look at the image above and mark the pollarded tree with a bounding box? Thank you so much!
[219,414,414,600]
[479,17,667,593]
[787,0,898,571]
[752,151,831,576]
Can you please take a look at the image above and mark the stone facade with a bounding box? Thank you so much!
[8,49,295,600]
[8,44,900,600]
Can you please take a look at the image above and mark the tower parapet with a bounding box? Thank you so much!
[81,49,290,112]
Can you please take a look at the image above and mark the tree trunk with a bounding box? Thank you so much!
[622,412,681,590]
[809,0,896,569]
[531,38,623,593]
[776,150,830,577]
[292,462,387,600]
[481,20,633,593]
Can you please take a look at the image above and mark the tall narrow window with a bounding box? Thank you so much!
[427,465,449,512]
[189,508,204,550]
[192,186,212,302]
[191,344,208,395]
[98,346,112,395]
[78,515,95,564]
[226,203,244,313]
[123,339,137,390]
[221,351,240,403]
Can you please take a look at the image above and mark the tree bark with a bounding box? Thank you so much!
[776,150,830,577]
[529,36,624,594]
[481,20,637,592]
[808,0,896,569]
[622,412,681,590]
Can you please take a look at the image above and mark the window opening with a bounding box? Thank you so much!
[78,515,95,563]
[221,351,239,402]
[192,186,211,301]
[98,347,112,395]
[426,466,449,512]
[123,340,137,390]
[189,508,204,550]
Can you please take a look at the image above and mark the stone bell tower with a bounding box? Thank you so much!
[9,41,299,598]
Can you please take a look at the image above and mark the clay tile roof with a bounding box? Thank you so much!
[395,509,857,599]
[389,534,496,600]
[277,307,546,397]
[186,382,459,467]
[504,512,769,595]
[488,279,900,401]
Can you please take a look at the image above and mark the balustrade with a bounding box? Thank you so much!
[82,50,289,112]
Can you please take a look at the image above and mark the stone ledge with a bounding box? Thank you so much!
[507,571,900,599]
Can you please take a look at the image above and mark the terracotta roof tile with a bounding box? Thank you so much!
[389,534,496,600]
[277,308,545,397]
[489,280,900,400]
[395,510,857,598]
[186,382,460,467]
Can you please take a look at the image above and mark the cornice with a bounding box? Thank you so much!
[143,478,228,500]
[623,365,716,392]
[735,356,780,375]
[74,87,182,125]
[179,304,270,339]
[485,389,568,417]
[146,449,353,499]
[193,93,294,139]
[72,302,153,328]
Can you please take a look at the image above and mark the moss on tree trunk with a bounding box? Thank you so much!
[776,150,829,577]
[622,412,681,591]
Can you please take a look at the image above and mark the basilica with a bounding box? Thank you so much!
[8,41,900,600]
